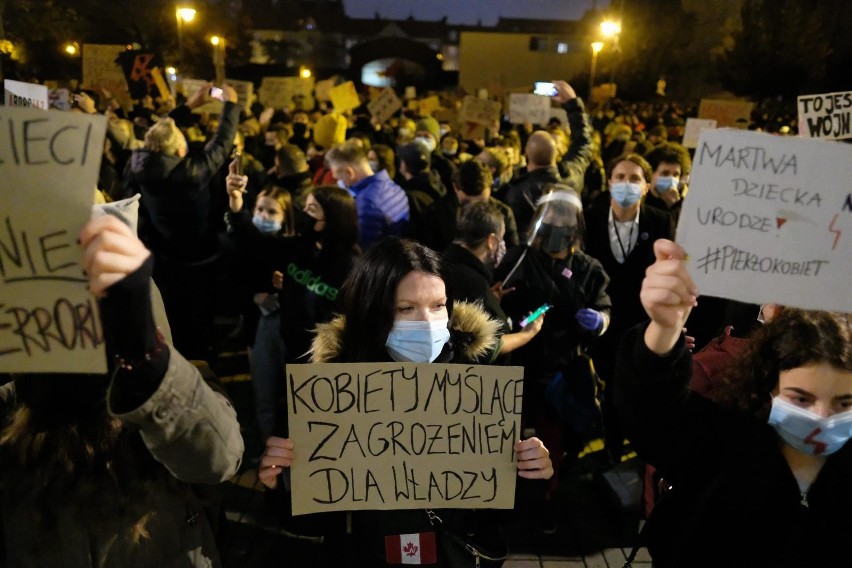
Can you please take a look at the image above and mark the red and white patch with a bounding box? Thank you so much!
[385,532,438,565]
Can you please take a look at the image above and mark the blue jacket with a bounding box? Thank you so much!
[349,169,409,250]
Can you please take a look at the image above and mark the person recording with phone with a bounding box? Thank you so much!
[493,187,611,534]
[123,81,240,361]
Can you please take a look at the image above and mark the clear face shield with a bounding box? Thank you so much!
[526,189,584,254]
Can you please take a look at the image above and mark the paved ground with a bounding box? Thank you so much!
[210,317,652,567]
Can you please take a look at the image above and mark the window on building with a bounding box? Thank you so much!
[529,37,548,52]
[557,42,569,54]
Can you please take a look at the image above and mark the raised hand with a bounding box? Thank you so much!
[640,239,698,354]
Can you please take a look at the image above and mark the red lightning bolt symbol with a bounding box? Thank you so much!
[829,213,842,251]
[804,427,827,455]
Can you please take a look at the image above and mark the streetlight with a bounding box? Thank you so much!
[175,5,197,69]
[63,41,80,57]
[300,65,312,79]
[211,36,226,84]
[589,41,604,103]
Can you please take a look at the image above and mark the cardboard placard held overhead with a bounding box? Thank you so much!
[459,96,501,127]
[82,44,131,109]
[676,129,852,312]
[287,362,524,515]
[698,98,753,128]
[314,77,338,102]
[4,79,49,109]
[682,118,717,149]
[259,76,313,111]
[417,95,441,117]
[797,91,852,140]
[367,88,403,125]
[0,107,108,373]
[329,81,360,113]
[508,93,551,125]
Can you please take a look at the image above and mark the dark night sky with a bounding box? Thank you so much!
[342,0,610,25]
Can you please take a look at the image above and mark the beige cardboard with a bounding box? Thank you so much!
[0,107,108,373]
[367,88,403,125]
[459,96,501,127]
[287,362,524,515]
[329,81,361,113]
[797,90,852,140]
[259,76,314,111]
[315,77,337,102]
[507,93,551,125]
[698,99,754,128]
[82,44,131,109]
[417,96,441,117]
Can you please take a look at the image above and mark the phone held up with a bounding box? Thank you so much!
[209,86,224,101]
[519,303,552,328]
[533,81,558,97]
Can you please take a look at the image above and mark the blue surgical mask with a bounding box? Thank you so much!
[337,178,349,190]
[610,182,643,207]
[252,215,282,234]
[768,396,852,456]
[385,319,451,363]
[368,159,380,172]
[415,136,437,153]
[655,176,678,192]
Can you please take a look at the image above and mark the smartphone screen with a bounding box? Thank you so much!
[534,82,558,97]
[209,86,224,100]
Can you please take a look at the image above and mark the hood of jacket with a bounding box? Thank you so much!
[128,148,183,184]
[309,300,501,363]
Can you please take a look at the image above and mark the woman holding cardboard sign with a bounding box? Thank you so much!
[260,237,553,567]
[614,238,852,567]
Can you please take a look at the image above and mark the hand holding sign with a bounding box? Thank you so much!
[514,437,553,479]
[259,436,295,490]
[79,215,151,297]
[640,239,699,354]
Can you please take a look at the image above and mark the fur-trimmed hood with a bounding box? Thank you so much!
[309,300,502,363]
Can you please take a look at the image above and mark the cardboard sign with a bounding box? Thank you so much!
[508,93,551,125]
[549,108,568,127]
[259,76,313,111]
[417,95,441,117]
[797,91,852,140]
[329,81,360,113]
[676,129,852,312]
[459,96,501,127]
[404,86,417,100]
[0,107,108,373]
[458,122,487,141]
[682,118,717,149]
[315,77,337,102]
[82,44,131,108]
[287,362,524,515]
[4,79,48,110]
[698,98,753,128]
[367,88,403,125]
[228,79,255,113]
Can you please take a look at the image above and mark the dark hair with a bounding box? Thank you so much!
[255,186,295,236]
[455,201,504,247]
[645,142,692,175]
[275,143,308,175]
[606,152,654,183]
[311,185,361,260]
[453,159,492,197]
[337,238,447,362]
[716,309,852,418]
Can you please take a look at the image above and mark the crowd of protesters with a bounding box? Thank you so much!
[4,70,848,568]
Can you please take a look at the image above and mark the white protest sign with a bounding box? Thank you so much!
[549,108,568,127]
[4,80,49,110]
[682,118,717,149]
[797,91,852,140]
[676,129,852,312]
[508,93,551,125]
[287,362,524,515]
[367,88,402,125]
[0,107,108,373]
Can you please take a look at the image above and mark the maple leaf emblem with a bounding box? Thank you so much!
[403,542,419,557]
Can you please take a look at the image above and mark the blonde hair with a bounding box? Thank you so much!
[144,118,186,156]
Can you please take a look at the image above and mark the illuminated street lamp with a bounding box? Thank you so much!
[600,20,621,38]
[175,5,197,68]
[589,41,604,102]
[211,35,226,84]
[63,41,80,56]
[300,65,312,79]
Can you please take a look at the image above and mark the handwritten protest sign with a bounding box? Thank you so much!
[508,93,551,125]
[0,107,108,373]
[417,95,441,117]
[698,98,753,128]
[82,44,131,109]
[4,80,48,109]
[259,76,312,110]
[287,362,524,515]
[367,88,402,125]
[797,91,852,140]
[329,81,361,113]
[459,96,501,126]
[676,129,852,312]
[682,118,717,149]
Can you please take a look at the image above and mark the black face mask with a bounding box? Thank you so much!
[291,123,308,139]
[537,223,575,254]
[295,208,321,240]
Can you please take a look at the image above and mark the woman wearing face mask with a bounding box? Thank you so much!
[616,239,852,568]
[493,187,611,533]
[585,153,674,464]
[259,237,554,565]
[226,166,360,441]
